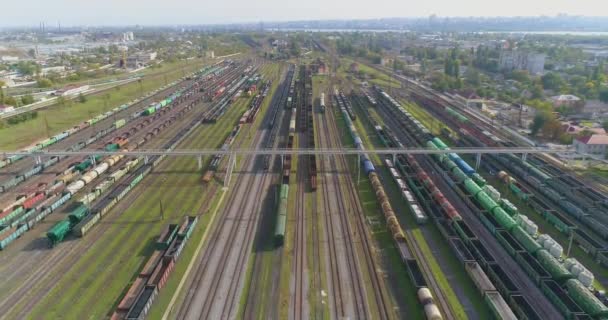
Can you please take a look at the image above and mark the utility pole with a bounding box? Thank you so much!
[159,199,165,220]
[44,116,51,138]
[567,231,574,257]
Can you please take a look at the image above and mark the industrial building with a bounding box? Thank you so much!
[573,134,608,158]
[499,50,546,75]
[126,51,157,69]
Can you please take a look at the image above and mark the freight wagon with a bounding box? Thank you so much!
[274,184,288,246]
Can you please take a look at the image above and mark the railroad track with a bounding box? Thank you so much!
[291,66,309,320]
[0,64,246,207]
[315,96,368,319]
[0,60,242,188]
[375,95,562,318]
[9,102,234,318]
[292,146,308,320]
[0,85,221,317]
[242,64,290,320]
[372,97,476,319]
[0,73,205,179]
[176,93,275,319]
[0,64,253,317]
[329,95,394,320]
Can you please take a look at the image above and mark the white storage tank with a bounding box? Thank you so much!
[525,221,538,236]
[571,264,584,277]
[548,243,563,259]
[390,168,400,179]
[403,190,415,203]
[516,214,528,226]
[417,288,434,305]
[483,185,501,202]
[67,180,85,194]
[424,304,442,320]
[537,234,550,246]
[578,270,594,287]
[543,238,555,250]
[94,163,109,176]
[396,179,407,190]
[81,171,98,184]
[564,258,577,270]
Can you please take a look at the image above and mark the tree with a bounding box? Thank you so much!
[78,93,87,103]
[465,68,481,87]
[21,94,34,105]
[508,70,531,83]
[602,119,608,132]
[599,87,608,103]
[541,72,564,91]
[37,78,53,88]
[530,113,547,136]
[531,84,544,99]
[57,96,67,108]
[15,61,39,76]
[3,96,17,106]
[289,41,300,57]
[527,99,554,113]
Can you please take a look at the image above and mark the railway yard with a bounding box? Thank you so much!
[2,47,608,320]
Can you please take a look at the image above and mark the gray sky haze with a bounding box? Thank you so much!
[3,0,608,27]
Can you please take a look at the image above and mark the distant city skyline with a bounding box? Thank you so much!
[2,0,608,27]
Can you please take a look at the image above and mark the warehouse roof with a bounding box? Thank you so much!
[576,134,608,145]
[551,94,581,102]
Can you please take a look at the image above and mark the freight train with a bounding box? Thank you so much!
[274,65,301,246]
[0,63,233,194]
[319,92,326,113]
[1,86,195,249]
[0,62,225,173]
[47,93,207,247]
[406,84,608,265]
[41,69,217,248]
[112,216,198,319]
[202,124,241,183]
[274,105,296,246]
[377,89,608,319]
[337,90,443,320]
[435,89,608,267]
[374,121,523,319]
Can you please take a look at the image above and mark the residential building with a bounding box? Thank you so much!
[563,123,606,135]
[499,50,546,75]
[380,57,393,67]
[122,32,134,42]
[551,94,584,111]
[573,134,608,158]
[584,99,608,113]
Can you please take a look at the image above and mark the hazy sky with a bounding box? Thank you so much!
[3,0,608,27]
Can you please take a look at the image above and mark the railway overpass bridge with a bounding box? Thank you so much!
[5,146,605,187]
